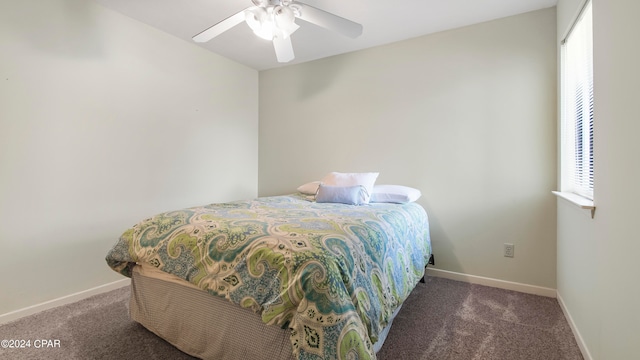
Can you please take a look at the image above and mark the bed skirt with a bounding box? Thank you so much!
[130,265,400,359]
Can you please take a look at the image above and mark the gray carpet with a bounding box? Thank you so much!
[0,277,583,360]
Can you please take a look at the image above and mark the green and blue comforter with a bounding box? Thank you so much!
[106,194,431,359]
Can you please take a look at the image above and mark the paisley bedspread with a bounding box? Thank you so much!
[106,194,431,360]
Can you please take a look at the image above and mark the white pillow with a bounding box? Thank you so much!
[297,181,321,195]
[370,185,421,203]
[320,172,379,203]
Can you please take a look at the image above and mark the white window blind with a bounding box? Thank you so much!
[561,1,594,200]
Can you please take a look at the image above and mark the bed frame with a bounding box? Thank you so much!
[420,254,435,283]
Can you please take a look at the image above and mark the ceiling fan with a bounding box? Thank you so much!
[192,0,363,63]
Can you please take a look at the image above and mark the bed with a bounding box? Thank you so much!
[106,192,431,360]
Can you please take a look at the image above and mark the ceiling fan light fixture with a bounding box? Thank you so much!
[274,5,299,38]
[244,5,299,41]
[246,7,274,40]
[244,8,266,32]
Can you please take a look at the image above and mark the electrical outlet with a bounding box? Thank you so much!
[504,243,514,258]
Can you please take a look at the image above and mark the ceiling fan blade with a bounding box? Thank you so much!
[193,10,248,43]
[273,35,295,63]
[292,2,362,39]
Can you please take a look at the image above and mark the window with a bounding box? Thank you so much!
[560,1,594,201]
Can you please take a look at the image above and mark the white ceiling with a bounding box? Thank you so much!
[93,0,557,71]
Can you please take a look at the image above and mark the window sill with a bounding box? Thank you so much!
[552,191,595,218]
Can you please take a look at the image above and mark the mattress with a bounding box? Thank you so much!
[131,264,401,359]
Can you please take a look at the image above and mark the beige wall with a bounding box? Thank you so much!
[0,0,258,314]
[593,0,640,354]
[259,9,558,288]
[557,0,640,359]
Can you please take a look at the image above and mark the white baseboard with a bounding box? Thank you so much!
[556,292,594,360]
[425,268,557,298]
[0,278,130,325]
